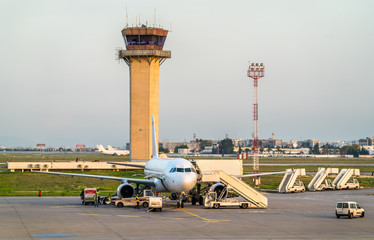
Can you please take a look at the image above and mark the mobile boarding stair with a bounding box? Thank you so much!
[308,168,339,191]
[209,171,268,208]
[278,169,306,193]
[333,169,360,190]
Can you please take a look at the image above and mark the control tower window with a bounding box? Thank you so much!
[158,36,166,46]
[125,35,165,47]
[126,36,139,45]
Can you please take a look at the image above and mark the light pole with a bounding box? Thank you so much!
[247,62,264,188]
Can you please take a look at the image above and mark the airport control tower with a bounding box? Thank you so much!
[119,25,171,161]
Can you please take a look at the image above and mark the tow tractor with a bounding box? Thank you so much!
[204,189,251,209]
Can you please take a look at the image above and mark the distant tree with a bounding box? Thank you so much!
[342,144,361,157]
[276,146,281,154]
[212,146,218,154]
[238,146,242,154]
[219,138,234,154]
[260,147,264,153]
[360,147,369,155]
[174,145,188,153]
[196,139,212,152]
[313,143,320,154]
[245,148,250,154]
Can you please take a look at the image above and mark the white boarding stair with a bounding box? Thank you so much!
[308,168,339,191]
[278,169,306,193]
[333,169,360,189]
[212,170,268,208]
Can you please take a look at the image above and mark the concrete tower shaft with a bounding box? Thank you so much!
[120,26,171,161]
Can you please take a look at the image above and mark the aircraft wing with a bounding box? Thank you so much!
[108,162,146,169]
[31,171,155,186]
[236,170,290,178]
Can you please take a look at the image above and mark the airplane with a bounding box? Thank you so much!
[96,144,130,156]
[34,116,198,207]
[33,116,288,208]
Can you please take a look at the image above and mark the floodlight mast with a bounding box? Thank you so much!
[247,62,265,188]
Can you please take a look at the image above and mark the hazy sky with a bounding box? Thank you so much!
[1,0,373,147]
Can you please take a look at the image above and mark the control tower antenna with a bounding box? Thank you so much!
[247,62,265,188]
[154,8,156,27]
[125,8,128,27]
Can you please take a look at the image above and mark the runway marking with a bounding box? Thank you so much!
[117,214,140,218]
[157,239,374,240]
[236,210,265,213]
[51,205,79,208]
[161,217,185,220]
[0,204,30,207]
[78,213,140,218]
[181,210,229,223]
[79,213,104,216]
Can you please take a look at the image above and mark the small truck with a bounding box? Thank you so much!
[114,189,154,208]
[81,188,97,205]
[204,192,251,209]
[336,201,364,218]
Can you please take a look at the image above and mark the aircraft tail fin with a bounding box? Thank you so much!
[107,145,114,151]
[97,144,104,152]
[152,115,159,159]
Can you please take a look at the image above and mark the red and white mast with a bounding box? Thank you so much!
[247,62,264,187]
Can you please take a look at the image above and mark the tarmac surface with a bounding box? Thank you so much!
[1,189,374,240]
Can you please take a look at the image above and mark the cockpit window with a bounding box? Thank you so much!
[171,167,196,173]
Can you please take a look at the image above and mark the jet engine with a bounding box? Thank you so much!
[117,183,135,198]
[209,182,228,199]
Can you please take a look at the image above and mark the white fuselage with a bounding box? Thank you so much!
[96,144,130,156]
[144,158,197,193]
[98,149,130,156]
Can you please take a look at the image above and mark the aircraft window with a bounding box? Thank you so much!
[169,168,176,173]
[185,168,192,172]
[191,168,196,173]
[177,168,184,172]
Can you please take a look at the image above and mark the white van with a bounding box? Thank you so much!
[335,201,364,218]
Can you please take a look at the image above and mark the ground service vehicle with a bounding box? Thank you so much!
[81,188,97,205]
[288,180,305,193]
[114,190,154,208]
[336,201,364,218]
[204,192,251,209]
[338,179,360,190]
[148,197,162,211]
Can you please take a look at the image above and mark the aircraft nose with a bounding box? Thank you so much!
[166,172,197,193]
[181,173,197,192]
